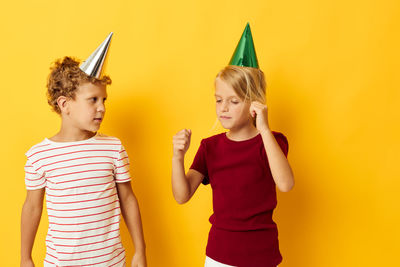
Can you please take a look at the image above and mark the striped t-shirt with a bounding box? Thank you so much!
[24,134,131,266]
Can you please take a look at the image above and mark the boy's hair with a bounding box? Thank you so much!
[216,65,266,103]
[46,56,112,114]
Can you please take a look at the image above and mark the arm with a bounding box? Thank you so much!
[250,102,295,192]
[172,129,204,204]
[21,188,45,267]
[116,182,146,267]
[260,129,294,192]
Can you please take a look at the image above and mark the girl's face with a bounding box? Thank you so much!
[215,77,252,131]
[66,82,107,132]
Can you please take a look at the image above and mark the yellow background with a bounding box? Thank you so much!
[1,0,399,266]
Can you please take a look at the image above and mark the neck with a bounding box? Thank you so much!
[50,121,96,142]
[227,122,259,141]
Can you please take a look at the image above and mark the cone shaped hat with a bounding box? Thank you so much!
[229,23,259,68]
[80,32,113,78]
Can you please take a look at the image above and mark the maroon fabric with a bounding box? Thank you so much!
[190,131,288,267]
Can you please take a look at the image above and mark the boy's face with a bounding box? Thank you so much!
[215,77,252,131]
[65,82,107,132]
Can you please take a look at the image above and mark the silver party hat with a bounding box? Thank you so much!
[80,32,113,79]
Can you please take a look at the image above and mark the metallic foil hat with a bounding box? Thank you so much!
[229,23,259,68]
[80,32,113,79]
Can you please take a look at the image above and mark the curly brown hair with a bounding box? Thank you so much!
[46,56,112,114]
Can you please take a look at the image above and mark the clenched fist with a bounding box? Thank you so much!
[249,101,270,133]
[173,129,192,160]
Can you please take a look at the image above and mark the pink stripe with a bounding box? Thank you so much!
[115,170,129,175]
[25,176,44,182]
[47,161,113,172]
[47,174,111,185]
[53,234,120,247]
[46,187,115,197]
[50,241,122,254]
[31,149,119,164]
[44,258,55,264]
[109,254,126,267]
[117,156,128,161]
[26,180,46,189]
[116,178,131,183]
[109,255,125,267]
[46,180,113,191]
[47,193,117,205]
[50,221,119,233]
[28,142,120,157]
[116,163,129,168]
[52,228,119,240]
[46,168,113,179]
[46,252,58,260]
[36,155,117,171]
[49,214,120,226]
[47,200,118,212]
[48,206,119,219]
[64,249,125,265]
[29,143,51,153]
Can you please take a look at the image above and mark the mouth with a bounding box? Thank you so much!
[93,118,103,123]
[220,116,232,120]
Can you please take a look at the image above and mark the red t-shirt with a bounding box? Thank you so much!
[190,131,289,267]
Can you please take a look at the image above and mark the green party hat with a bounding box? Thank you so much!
[229,23,259,68]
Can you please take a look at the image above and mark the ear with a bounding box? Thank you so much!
[56,96,69,115]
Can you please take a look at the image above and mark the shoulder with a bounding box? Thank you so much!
[25,139,50,158]
[272,131,288,144]
[201,132,226,145]
[94,133,123,145]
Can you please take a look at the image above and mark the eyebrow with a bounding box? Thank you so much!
[214,94,239,99]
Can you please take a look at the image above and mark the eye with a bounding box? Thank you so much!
[231,100,239,104]
[103,98,107,103]
[216,99,222,103]
[91,97,97,102]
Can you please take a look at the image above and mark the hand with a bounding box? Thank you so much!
[131,251,147,267]
[20,258,35,267]
[172,129,191,160]
[249,101,270,133]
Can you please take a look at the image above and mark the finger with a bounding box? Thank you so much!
[176,144,185,150]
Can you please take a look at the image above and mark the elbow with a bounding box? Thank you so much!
[174,195,190,205]
[278,178,295,193]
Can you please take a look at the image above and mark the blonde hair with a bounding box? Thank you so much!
[216,65,266,103]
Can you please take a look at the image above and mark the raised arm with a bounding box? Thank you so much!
[250,101,295,192]
[172,129,204,204]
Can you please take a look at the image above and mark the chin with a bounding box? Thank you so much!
[85,126,100,132]
[219,122,233,130]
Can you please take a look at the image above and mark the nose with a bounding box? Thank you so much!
[221,101,229,112]
[97,102,105,113]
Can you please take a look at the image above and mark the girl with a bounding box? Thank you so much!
[171,24,294,267]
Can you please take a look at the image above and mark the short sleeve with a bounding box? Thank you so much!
[190,140,209,185]
[24,158,46,190]
[274,132,289,157]
[114,145,131,183]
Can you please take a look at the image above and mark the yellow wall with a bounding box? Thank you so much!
[1,0,399,266]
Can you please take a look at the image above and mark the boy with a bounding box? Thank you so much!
[20,33,146,267]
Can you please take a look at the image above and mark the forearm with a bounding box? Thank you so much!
[171,157,191,203]
[260,129,294,192]
[21,201,43,260]
[120,193,146,253]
